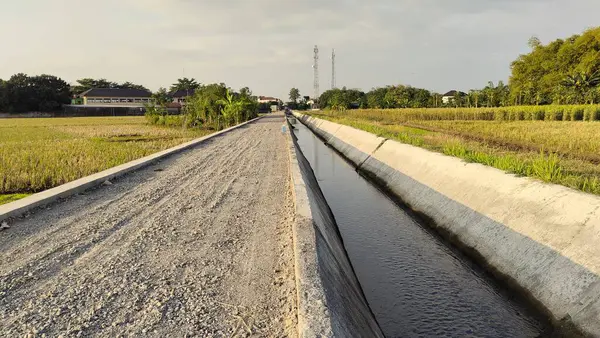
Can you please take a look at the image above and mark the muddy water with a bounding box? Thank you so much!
[292,122,550,338]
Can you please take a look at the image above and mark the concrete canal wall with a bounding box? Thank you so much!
[294,112,600,337]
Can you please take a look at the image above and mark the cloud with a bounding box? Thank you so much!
[0,0,599,99]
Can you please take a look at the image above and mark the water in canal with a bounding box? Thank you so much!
[292,122,550,338]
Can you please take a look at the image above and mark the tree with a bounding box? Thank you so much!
[453,91,464,107]
[186,83,228,129]
[120,82,149,91]
[170,78,200,93]
[413,88,432,108]
[468,90,481,108]
[71,78,149,95]
[366,87,389,108]
[217,89,241,126]
[560,70,600,103]
[0,79,7,112]
[431,92,443,107]
[385,85,413,108]
[483,81,496,107]
[318,87,366,110]
[289,88,300,103]
[30,74,72,111]
[0,73,70,112]
[495,81,510,106]
[239,87,252,98]
[528,36,542,49]
[72,78,118,94]
[510,26,600,105]
[152,87,171,107]
[5,73,30,112]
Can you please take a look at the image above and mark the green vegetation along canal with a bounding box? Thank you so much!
[292,121,552,337]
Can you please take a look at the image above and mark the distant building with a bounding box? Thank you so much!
[257,96,279,104]
[75,88,153,107]
[442,90,467,104]
[171,89,196,106]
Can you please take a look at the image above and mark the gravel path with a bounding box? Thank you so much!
[0,114,297,337]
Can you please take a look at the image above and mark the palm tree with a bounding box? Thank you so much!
[468,90,481,108]
[496,81,510,106]
[485,81,495,107]
[170,78,200,93]
[560,70,600,104]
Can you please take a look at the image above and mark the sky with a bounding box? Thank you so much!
[1,0,599,100]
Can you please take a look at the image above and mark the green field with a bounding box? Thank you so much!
[0,117,211,204]
[308,108,600,195]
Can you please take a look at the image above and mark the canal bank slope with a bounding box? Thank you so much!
[294,112,600,337]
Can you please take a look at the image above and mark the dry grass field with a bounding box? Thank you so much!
[0,117,210,204]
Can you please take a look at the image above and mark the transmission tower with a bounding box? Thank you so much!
[313,45,319,106]
[331,49,336,89]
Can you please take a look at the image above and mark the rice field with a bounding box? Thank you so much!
[0,117,210,204]
[344,105,600,123]
[308,108,600,195]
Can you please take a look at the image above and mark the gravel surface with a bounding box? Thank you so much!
[0,114,297,337]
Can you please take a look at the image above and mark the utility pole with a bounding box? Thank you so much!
[331,48,336,90]
[313,45,319,108]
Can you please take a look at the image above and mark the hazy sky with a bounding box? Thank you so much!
[1,0,599,99]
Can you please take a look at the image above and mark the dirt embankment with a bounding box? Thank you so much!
[0,114,297,337]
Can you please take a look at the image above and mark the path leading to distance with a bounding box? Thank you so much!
[0,114,297,337]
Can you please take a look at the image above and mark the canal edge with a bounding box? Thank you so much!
[284,117,385,338]
[293,111,598,338]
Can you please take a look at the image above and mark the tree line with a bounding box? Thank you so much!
[311,26,600,110]
[0,74,71,113]
[305,83,511,111]
[510,27,600,105]
[146,83,258,130]
[0,74,214,113]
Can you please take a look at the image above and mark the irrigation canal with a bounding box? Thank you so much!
[291,121,552,337]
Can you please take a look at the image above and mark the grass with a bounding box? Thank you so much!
[0,193,32,205]
[307,109,600,196]
[0,117,211,204]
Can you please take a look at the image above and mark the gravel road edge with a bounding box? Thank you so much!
[0,116,264,223]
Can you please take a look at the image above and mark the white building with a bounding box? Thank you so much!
[257,96,280,104]
[442,90,467,104]
[78,88,153,107]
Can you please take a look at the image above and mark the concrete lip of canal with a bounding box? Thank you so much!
[292,120,552,337]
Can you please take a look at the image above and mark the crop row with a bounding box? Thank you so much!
[342,105,600,123]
